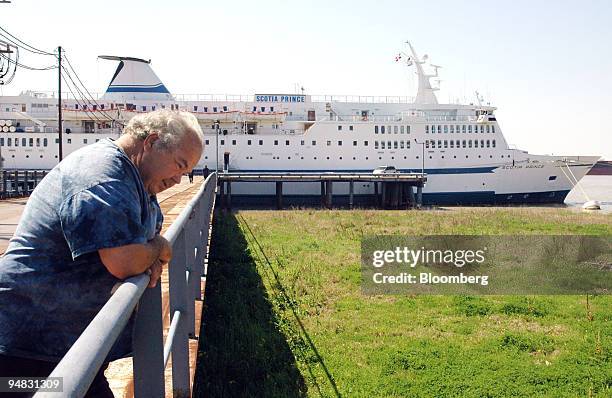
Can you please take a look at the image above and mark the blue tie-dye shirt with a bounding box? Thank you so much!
[0,138,163,362]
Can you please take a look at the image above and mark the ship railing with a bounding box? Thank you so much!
[34,173,218,398]
[310,95,415,104]
[424,115,478,122]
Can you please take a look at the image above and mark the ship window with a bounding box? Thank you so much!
[0,138,3,146]
[450,125,454,134]
[259,140,263,145]
[450,140,454,148]
[29,138,34,146]
[393,141,398,149]
[492,140,496,148]
[444,140,448,148]
[486,125,490,133]
[349,125,354,131]
[6,138,10,146]
[232,140,236,145]
[400,141,404,149]
[55,138,59,144]
[96,139,99,143]
[407,141,410,149]
[444,125,448,133]
[400,126,404,134]
[375,125,379,134]
[492,125,496,133]
[327,140,331,146]
[462,140,466,148]
[260,107,265,112]
[220,139,225,145]
[213,107,218,112]
[375,141,379,149]
[83,139,87,145]
[481,140,485,148]
[67,138,71,144]
[247,140,252,145]
[437,125,441,134]
[142,106,147,112]
[548,176,557,181]
[338,125,342,131]
[202,107,207,112]
[388,140,392,149]
[425,141,429,149]
[394,126,398,134]
[353,140,358,146]
[312,140,316,145]
[407,125,411,134]
[468,125,472,133]
[75,104,79,109]
[286,140,290,145]
[223,106,228,112]
[270,107,274,112]
[438,140,442,148]
[14,138,18,147]
[22,138,26,146]
[480,125,484,133]
[274,140,278,145]
[301,140,305,145]
[486,140,490,148]
[338,141,343,146]
[363,141,368,146]
[381,141,386,149]
[468,140,472,148]
[381,126,385,134]
[425,125,429,134]
[388,125,391,134]
[193,106,198,111]
[205,140,209,145]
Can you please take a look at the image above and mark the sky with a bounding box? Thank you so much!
[1,0,611,159]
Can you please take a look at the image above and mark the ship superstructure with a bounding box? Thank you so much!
[0,44,599,204]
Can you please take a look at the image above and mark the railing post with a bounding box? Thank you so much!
[168,230,190,397]
[132,283,165,397]
[185,212,198,338]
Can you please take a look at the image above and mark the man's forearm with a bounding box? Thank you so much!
[98,235,171,280]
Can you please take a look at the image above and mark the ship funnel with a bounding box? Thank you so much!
[99,56,173,102]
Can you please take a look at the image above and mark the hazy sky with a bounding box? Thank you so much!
[1,0,611,159]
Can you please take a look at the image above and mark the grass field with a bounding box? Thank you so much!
[194,207,611,397]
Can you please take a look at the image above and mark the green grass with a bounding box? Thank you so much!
[195,207,611,397]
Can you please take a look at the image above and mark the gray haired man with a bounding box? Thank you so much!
[0,110,204,397]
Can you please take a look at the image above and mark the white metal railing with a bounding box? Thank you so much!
[34,173,218,398]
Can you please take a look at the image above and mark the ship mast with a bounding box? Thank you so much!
[405,41,439,105]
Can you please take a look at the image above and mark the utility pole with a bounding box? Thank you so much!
[57,46,63,161]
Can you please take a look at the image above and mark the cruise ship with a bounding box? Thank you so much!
[0,43,599,205]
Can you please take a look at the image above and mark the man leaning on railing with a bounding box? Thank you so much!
[0,110,204,397]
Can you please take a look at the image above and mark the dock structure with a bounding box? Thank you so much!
[1,169,47,199]
[217,172,427,210]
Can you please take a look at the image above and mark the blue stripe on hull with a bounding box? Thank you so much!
[219,190,571,207]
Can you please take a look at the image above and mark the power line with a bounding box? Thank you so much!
[0,51,57,71]
[63,54,121,124]
[60,67,105,124]
[0,26,55,56]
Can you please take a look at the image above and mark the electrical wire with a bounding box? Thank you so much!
[63,54,120,124]
[0,26,55,56]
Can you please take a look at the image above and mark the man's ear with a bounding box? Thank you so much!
[143,132,160,151]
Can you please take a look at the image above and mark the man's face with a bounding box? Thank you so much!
[140,133,203,195]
